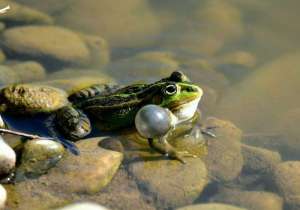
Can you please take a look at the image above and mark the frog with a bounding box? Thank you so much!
[0,71,207,162]
[58,71,206,162]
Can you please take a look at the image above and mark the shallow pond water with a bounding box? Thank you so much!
[0,0,300,210]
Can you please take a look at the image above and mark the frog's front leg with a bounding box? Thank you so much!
[148,134,197,164]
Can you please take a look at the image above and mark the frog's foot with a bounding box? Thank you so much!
[148,138,197,164]
[200,126,217,138]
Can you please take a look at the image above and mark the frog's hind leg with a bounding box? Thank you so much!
[148,135,197,164]
[54,106,92,140]
[68,84,120,103]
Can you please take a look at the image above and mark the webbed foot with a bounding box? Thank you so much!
[148,138,197,164]
[200,126,217,138]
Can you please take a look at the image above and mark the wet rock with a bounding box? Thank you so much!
[2,26,90,67]
[177,203,247,210]
[215,53,300,132]
[0,65,19,86]
[272,161,300,210]
[58,0,162,48]
[160,0,243,56]
[0,22,5,32]
[0,50,5,64]
[9,61,46,82]
[46,138,123,194]
[56,202,110,210]
[0,1,53,25]
[0,114,4,128]
[215,51,257,82]
[241,144,281,174]
[80,34,110,68]
[0,136,16,176]
[128,156,208,208]
[0,184,6,209]
[105,51,179,83]
[274,108,300,159]
[16,139,65,180]
[210,188,283,210]
[202,117,243,182]
[182,59,229,92]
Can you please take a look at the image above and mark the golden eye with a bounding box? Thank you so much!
[164,84,177,95]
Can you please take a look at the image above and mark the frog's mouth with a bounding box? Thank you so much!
[169,96,201,123]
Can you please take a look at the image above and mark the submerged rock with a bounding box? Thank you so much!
[58,0,162,48]
[272,161,300,210]
[9,61,46,82]
[46,138,123,194]
[105,51,179,83]
[0,136,16,176]
[241,144,281,174]
[128,157,208,208]
[177,203,247,210]
[16,139,65,180]
[0,1,53,25]
[202,117,243,182]
[0,50,5,64]
[2,26,90,67]
[0,184,6,209]
[0,65,19,86]
[215,53,300,132]
[79,34,110,68]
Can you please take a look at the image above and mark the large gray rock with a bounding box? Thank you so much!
[210,188,283,210]
[177,203,247,210]
[2,26,90,66]
[128,157,208,208]
[215,53,300,132]
[0,1,53,25]
[272,161,300,210]
[241,144,281,174]
[202,117,244,182]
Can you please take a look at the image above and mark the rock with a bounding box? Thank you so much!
[215,53,300,132]
[46,138,123,194]
[105,51,179,83]
[202,117,244,182]
[16,139,65,180]
[210,188,283,210]
[159,0,243,56]
[79,34,110,68]
[272,161,300,210]
[0,136,16,176]
[274,108,300,159]
[0,50,5,64]
[56,202,109,210]
[177,203,247,210]
[0,184,6,209]
[182,59,229,92]
[1,26,90,67]
[0,65,19,86]
[215,51,257,82]
[58,0,162,48]
[9,61,46,82]
[0,114,4,128]
[241,144,281,174]
[0,22,5,32]
[0,1,53,25]
[128,156,208,208]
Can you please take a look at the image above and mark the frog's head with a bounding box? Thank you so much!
[150,71,203,122]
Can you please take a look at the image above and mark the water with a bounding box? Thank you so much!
[1,0,300,209]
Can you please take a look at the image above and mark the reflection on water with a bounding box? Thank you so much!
[0,0,300,209]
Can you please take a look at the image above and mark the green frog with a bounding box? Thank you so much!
[58,71,204,162]
[0,71,205,162]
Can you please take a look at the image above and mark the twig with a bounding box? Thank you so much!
[0,128,54,140]
[0,5,10,14]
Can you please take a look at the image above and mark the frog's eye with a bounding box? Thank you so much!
[163,84,177,96]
